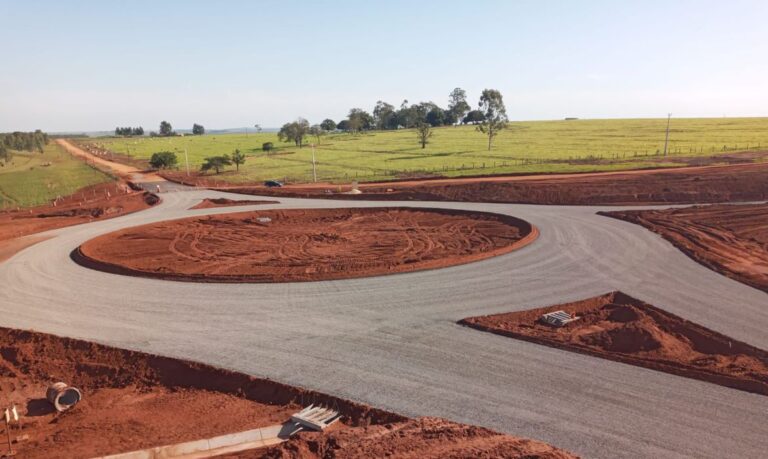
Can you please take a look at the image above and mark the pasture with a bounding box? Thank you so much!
[85,117,768,184]
[0,142,110,207]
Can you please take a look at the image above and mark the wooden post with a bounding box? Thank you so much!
[663,113,671,156]
[4,411,13,455]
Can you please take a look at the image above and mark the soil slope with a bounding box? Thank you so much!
[0,328,576,458]
[0,327,402,458]
[251,417,577,459]
[75,207,536,283]
[460,292,768,396]
[0,182,158,263]
[602,203,768,293]
[205,161,768,205]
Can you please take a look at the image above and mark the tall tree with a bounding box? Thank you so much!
[320,119,336,131]
[426,106,446,127]
[415,122,433,149]
[448,88,470,124]
[309,125,324,145]
[373,101,396,130]
[192,123,205,135]
[476,89,508,150]
[277,118,310,147]
[347,108,373,133]
[159,121,174,136]
[231,149,246,171]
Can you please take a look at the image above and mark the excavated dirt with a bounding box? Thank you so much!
[0,326,401,458]
[0,328,576,459]
[74,207,537,283]
[190,161,768,206]
[0,182,158,262]
[246,417,578,459]
[190,197,279,210]
[601,204,768,294]
[460,292,768,396]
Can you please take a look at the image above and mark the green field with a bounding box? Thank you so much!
[85,117,768,184]
[0,142,111,208]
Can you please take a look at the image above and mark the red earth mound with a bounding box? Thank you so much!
[601,203,768,293]
[460,292,768,396]
[74,207,537,283]
[0,182,157,261]
[0,328,576,458]
[193,161,768,206]
[190,197,279,210]
[249,417,577,459]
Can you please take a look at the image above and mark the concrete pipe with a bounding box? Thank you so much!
[46,382,82,412]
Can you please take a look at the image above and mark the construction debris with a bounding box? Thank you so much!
[290,405,340,432]
[540,310,579,327]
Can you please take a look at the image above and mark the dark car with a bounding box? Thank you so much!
[264,180,283,188]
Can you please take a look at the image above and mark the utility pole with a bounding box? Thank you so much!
[311,144,317,183]
[663,113,671,157]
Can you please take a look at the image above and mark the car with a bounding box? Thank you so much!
[264,180,283,188]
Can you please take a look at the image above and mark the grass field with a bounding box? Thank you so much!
[0,142,111,208]
[84,117,768,184]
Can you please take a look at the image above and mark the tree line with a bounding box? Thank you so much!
[278,88,508,150]
[114,127,144,136]
[0,130,50,161]
[114,121,205,137]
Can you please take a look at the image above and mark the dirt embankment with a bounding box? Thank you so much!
[74,207,537,283]
[460,292,768,396]
[194,161,768,206]
[0,327,576,459]
[601,204,768,294]
[190,197,279,210]
[249,417,577,459]
[0,182,158,260]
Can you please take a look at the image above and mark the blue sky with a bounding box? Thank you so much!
[2,0,767,131]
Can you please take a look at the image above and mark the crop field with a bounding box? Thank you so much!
[0,142,110,207]
[85,117,768,184]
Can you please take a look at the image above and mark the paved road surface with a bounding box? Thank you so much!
[0,189,766,458]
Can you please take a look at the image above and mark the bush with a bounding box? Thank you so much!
[149,151,178,169]
[262,142,274,152]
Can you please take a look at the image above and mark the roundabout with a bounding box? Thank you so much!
[73,207,536,283]
[0,188,766,458]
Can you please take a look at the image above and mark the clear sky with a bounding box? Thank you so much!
[2,0,767,132]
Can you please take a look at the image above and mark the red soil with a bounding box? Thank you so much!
[0,328,576,458]
[189,161,768,205]
[601,204,768,294]
[190,197,279,210]
[0,326,401,458]
[74,207,537,283]
[0,182,158,262]
[251,417,577,459]
[460,292,768,396]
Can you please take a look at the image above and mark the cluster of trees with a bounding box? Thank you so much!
[201,149,245,174]
[0,130,49,160]
[149,148,245,175]
[116,122,205,137]
[114,127,144,136]
[325,88,478,133]
[279,88,508,150]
